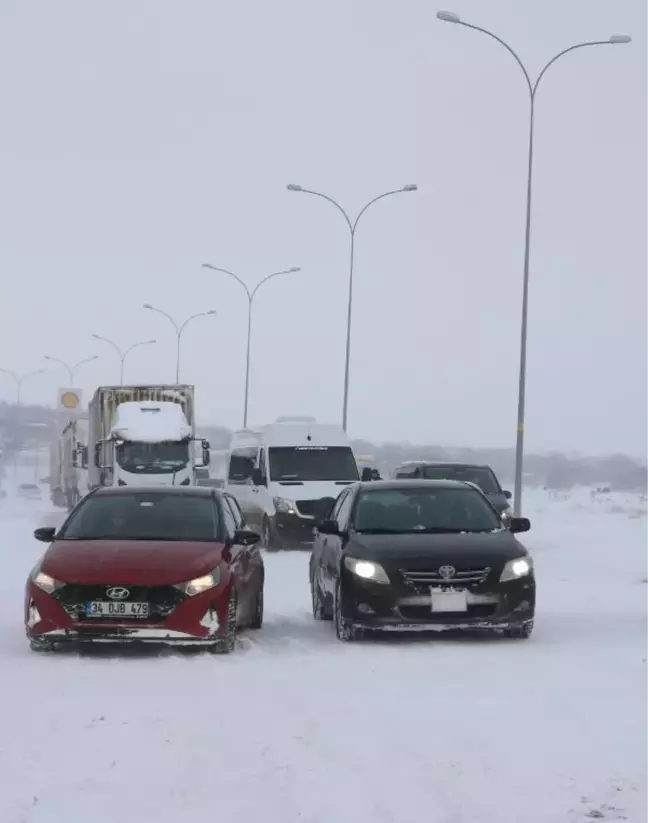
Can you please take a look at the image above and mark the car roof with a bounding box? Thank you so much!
[91,485,217,498]
[357,479,474,491]
[396,461,493,470]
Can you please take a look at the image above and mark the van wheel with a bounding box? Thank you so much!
[261,516,272,550]
[266,517,283,552]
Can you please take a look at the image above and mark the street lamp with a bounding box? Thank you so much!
[142,305,217,383]
[0,368,46,404]
[91,335,156,384]
[44,355,99,384]
[286,183,417,432]
[201,264,301,426]
[437,10,631,515]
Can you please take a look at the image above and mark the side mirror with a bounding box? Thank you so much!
[251,468,265,487]
[34,526,56,543]
[81,446,88,469]
[234,528,261,547]
[509,517,531,534]
[317,520,338,536]
[361,467,373,482]
[504,490,512,500]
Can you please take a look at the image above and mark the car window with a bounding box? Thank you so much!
[354,486,502,534]
[60,493,222,541]
[336,489,355,530]
[224,495,244,529]
[228,447,257,483]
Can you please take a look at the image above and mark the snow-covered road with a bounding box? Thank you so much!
[0,491,645,823]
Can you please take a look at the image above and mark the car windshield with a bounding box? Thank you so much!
[269,446,359,482]
[60,493,221,541]
[354,487,502,534]
[421,465,500,495]
[116,441,190,475]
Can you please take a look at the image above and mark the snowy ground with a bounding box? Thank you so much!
[0,487,645,823]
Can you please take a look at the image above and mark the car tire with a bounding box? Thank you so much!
[261,516,272,550]
[211,588,238,654]
[334,579,359,642]
[248,586,264,630]
[504,620,534,639]
[310,564,332,621]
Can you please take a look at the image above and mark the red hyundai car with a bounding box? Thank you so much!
[25,486,264,653]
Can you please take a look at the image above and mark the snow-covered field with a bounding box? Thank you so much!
[0,488,645,823]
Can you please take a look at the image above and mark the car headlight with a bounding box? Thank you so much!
[500,556,533,582]
[273,496,297,514]
[174,568,221,596]
[31,570,65,594]
[344,557,390,584]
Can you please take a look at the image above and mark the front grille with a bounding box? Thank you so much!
[54,584,186,622]
[400,567,491,591]
[295,500,320,518]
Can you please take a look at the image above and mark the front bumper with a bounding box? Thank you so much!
[25,580,228,647]
[274,511,316,548]
[340,570,535,633]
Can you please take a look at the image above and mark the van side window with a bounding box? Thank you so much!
[395,465,420,479]
[228,447,257,483]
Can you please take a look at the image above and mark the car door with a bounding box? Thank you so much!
[321,488,355,596]
[220,494,251,625]
[312,492,344,596]
[224,492,262,618]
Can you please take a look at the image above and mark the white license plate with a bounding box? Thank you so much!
[430,589,468,613]
[85,601,150,618]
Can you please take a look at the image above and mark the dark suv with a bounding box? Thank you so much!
[393,461,512,516]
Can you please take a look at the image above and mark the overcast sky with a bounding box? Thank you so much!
[0,0,645,456]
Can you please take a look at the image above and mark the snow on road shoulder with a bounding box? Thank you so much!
[0,494,645,823]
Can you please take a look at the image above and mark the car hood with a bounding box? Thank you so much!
[41,540,225,586]
[347,530,528,565]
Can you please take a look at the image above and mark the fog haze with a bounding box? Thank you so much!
[0,0,645,456]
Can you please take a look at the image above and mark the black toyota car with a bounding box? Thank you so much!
[309,479,535,642]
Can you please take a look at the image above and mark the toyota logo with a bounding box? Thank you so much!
[438,565,456,579]
[106,586,130,600]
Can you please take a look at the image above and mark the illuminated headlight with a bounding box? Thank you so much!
[31,570,65,594]
[500,556,533,582]
[174,568,221,596]
[344,557,390,584]
[273,496,297,514]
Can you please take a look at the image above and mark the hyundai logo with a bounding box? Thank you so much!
[106,586,130,600]
[438,565,456,579]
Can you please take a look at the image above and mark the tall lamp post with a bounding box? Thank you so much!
[0,367,46,404]
[142,305,217,383]
[437,10,631,515]
[44,355,99,384]
[286,183,417,432]
[201,264,301,427]
[91,335,156,384]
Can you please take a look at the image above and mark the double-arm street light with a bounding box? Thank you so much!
[43,355,99,384]
[143,305,217,383]
[201,264,301,427]
[0,368,46,404]
[91,335,156,384]
[437,10,631,515]
[287,183,417,432]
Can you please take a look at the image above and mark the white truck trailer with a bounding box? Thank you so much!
[60,417,89,510]
[87,385,210,488]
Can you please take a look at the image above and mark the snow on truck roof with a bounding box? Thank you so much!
[231,418,351,449]
[110,401,192,443]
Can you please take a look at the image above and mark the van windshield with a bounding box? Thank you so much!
[269,446,359,482]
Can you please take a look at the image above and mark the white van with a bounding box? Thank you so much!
[225,417,359,549]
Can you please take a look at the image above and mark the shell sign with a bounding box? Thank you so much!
[58,388,82,410]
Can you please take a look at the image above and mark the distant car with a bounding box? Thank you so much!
[309,479,535,642]
[393,461,513,517]
[17,483,42,501]
[25,486,264,653]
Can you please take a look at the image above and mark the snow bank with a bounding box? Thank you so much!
[110,401,191,444]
